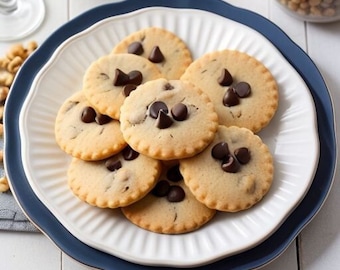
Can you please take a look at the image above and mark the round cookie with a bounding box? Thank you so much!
[55,91,126,161]
[119,78,219,160]
[181,50,279,133]
[83,53,163,120]
[180,125,274,212]
[121,162,216,234]
[67,145,161,208]
[112,27,193,79]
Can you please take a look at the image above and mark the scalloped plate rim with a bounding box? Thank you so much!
[17,6,319,267]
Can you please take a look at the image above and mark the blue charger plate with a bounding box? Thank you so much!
[4,0,336,269]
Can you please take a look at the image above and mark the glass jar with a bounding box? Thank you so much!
[275,0,340,22]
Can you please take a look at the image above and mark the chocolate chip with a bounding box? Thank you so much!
[167,185,185,202]
[105,158,122,172]
[81,106,96,123]
[148,46,164,63]
[218,68,233,86]
[221,155,239,173]
[152,180,170,197]
[166,164,183,182]
[223,87,239,107]
[127,41,144,55]
[128,70,143,86]
[234,82,251,98]
[122,145,139,161]
[211,142,229,160]
[234,147,250,164]
[156,110,173,129]
[123,84,137,97]
[163,83,174,90]
[149,101,168,119]
[171,103,188,121]
[113,68,129,86]
[95,113,111,125]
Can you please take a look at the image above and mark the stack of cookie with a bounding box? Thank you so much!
[54,27,278,234]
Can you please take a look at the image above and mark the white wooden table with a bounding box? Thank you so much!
[0,0,339,269]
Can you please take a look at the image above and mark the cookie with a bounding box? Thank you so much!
[55,91,126,161]
[180,126,274,212]
[181,50,279,133]
[67,145,161,208]
[119,78,219,160]
[83,53,163,120]
[121,162,216,234]
[112,27,192,79]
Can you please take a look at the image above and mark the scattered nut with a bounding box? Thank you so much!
[0,86,9,103]
[0,57,10,69]
[7,56,23,73]
[323,7,336,15]
[0,176,9,193]
[0,70,14,87]
[279,0,338,17]
[26,41,38,56]
[6,43,25,60]
[0,41,38,193]
[0,106,4,120]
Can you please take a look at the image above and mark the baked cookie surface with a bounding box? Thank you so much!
[83,53,163,120]
[119,78,219,160]
[112,27,193,79]
[180,125,274,212]
[121,162,216,234]
[67,146,161,208]
[181,50,279,133]
[54,91,126,161]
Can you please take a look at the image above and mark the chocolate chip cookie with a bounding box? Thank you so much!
[181,49,279,133]
[112,27,193,79]
[83,53,163,120]
[55,91,126,161]
[67,145,161,208]
[121,162,216,234]
[180,125,274,212]
[119,78,219,160]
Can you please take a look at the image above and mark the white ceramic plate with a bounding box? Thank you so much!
[19,7,319,267]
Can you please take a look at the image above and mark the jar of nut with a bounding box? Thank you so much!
[275,0,340,22]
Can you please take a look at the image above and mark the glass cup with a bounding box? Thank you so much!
[275,0,340,22]
[0,0,45,41]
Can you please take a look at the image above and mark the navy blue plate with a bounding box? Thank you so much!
[4,0,336,269]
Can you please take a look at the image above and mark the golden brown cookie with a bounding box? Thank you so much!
[112,27,193,79]
[119,78,219,160]
[83,53,163,120]
[180,125,274,212]
[67,145,161,208]
[121,162,216,234]
[181,50,279,133]
[55,91,126,161]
